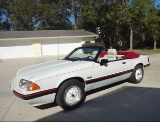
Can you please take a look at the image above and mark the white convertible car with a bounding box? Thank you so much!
[11,46,150,110]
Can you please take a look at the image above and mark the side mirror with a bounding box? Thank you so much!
[100,59,108,66]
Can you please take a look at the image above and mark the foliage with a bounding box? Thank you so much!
[35,0,72,30]
[0,0,72,30]
[82,41,105,50]
[78,0,160,50]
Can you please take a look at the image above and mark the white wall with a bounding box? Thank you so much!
[0,40,33,59]
[41,37,82,56]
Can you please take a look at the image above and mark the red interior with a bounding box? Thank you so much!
[99,51,107,58]
[99,51,140,59]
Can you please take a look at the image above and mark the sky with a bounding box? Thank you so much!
[155,0,160,8]
[155,0,160,5]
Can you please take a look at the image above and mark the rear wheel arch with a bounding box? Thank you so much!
[137,63,143,68]
[133,63,144,69]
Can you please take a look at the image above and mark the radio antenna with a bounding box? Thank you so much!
[58,31,59,60]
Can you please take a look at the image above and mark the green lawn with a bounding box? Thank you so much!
[133,49,160,55]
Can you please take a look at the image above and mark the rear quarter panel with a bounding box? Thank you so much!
[127,55,150,70]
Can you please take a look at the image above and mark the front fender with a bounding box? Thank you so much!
[55,72,85,88]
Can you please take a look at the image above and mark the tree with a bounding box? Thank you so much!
[147,6,160,49]
[0,0,11,30]
[7,0,37,30]
[78,0,99,31]
[0,0,73,31]
[35,0,72,30]
[68,0,82,29]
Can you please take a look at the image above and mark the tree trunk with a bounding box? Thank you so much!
[14,0,18,30]
[130,27,133,50]
[154,41,157,50]
[109,37,112,49]
[153,36,157,50]
[71,0,77,29]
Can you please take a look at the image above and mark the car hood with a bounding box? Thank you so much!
[16,60,93,81]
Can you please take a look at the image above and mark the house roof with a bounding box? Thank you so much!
[0,30,97,40]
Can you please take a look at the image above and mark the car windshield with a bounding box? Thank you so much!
[64,46,102,61]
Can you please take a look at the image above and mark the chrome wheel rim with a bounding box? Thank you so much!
[135,68,143,80]
[64,86,81,106]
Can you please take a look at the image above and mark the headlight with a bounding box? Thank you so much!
[19,79,40,91]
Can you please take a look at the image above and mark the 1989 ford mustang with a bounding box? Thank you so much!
[11,46,150,110]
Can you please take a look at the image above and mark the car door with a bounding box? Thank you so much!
[91,59,131,89]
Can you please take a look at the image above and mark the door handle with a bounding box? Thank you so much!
[122,62,126,64]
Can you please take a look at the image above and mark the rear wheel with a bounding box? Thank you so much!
[129,65,144,84]
[56,79,86,110]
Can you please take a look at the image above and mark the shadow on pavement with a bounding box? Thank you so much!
[36,85,160,121]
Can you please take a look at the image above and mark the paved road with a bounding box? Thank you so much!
[0,54,160,121]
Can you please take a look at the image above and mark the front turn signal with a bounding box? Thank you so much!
[28,82,40,91]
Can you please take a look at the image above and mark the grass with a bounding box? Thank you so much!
[142,49,160,52]
[133,49,160,54]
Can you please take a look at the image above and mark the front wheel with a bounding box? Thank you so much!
[56,79,86,110]
[129,65,144,84]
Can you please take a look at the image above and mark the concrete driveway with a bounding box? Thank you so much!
[0,54,160,121]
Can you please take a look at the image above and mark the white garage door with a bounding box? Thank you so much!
[0,40,33,59]
[42,39,81,56]
[41,40,58,56]
[59,40,81,54]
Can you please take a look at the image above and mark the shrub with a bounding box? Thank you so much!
[82,42,105,50]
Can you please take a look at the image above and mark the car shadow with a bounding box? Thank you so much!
[36,84,160,121]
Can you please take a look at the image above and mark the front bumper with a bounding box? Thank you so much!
[13,90,57,106]
[11,79,57,106]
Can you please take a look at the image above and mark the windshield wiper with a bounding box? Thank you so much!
[69,57,81,61]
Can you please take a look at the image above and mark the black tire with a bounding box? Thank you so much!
[56,79,86,110]
[129,65,144,84]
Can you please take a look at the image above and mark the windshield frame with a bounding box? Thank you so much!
[64,46,103,62]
